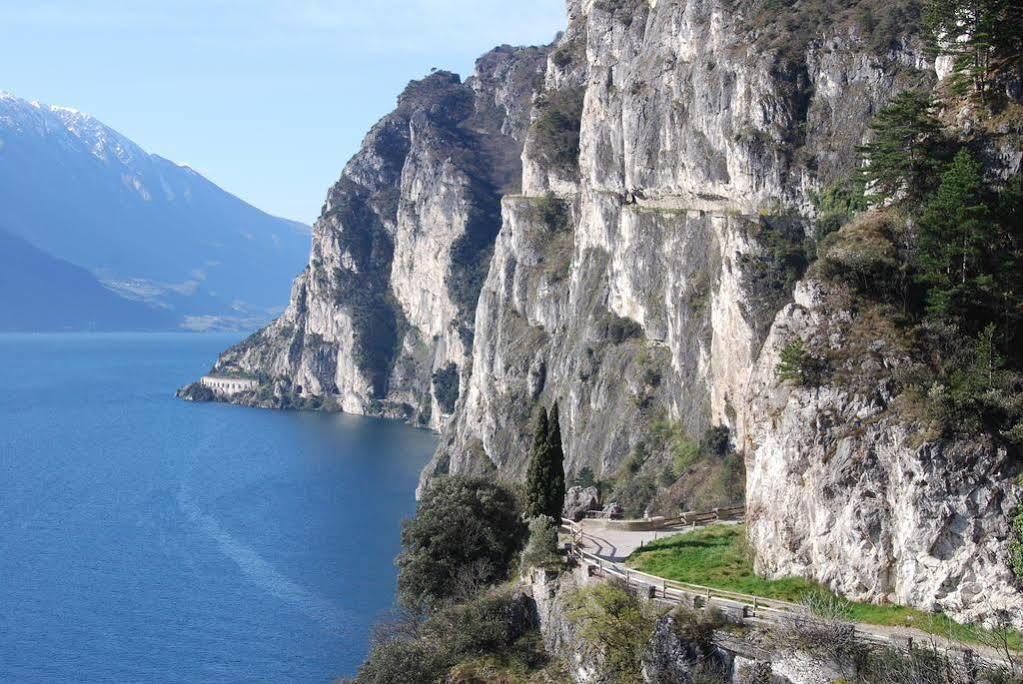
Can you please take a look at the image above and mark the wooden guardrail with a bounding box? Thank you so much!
[558,515,1014,673]
[575,504,746,531]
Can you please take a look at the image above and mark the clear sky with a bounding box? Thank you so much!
[0,1,566,224]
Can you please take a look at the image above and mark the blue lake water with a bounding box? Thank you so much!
[0,333,435,683]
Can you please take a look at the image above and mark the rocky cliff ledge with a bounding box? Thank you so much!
[184,0,1023,628]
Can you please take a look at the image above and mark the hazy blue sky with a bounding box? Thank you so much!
[0,1,566,224]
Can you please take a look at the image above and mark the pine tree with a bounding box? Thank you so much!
[546,402,567,521]
[917,149,1007,328]
[859,91,945,205]
[525,407,551,519]
[925,0,1023,103]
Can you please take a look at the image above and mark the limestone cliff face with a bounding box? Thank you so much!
[743,281,1023,629]
[187,0,1023,627]
[193,46,547,428]
[429,0,930,483]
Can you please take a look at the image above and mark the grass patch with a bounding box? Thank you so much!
[628,524,1023,652]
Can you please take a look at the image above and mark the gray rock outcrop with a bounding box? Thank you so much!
[564,485,602,522]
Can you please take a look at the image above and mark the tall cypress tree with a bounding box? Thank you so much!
[525,407,551,519]
[546,402,567,520]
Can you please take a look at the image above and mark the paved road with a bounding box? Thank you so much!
[566,521,1018,670]
[576,519,741,561]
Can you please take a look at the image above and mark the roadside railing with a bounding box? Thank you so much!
[558,513,1013,672]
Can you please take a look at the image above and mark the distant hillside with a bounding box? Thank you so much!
[0,92,310,331]
[0,226,176,332]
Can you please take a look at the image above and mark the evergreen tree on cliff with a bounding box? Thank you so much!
[546,402,567,521]
[525,407,550,519]
[525,404,567,520]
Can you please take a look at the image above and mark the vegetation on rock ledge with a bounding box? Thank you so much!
[396,476,526,614]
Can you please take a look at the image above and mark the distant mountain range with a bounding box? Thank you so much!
[0,91,310,332]
[0,225,177,332]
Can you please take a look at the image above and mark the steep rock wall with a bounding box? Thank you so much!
[188,46,548,428]
[743,281,1023,629]
[428,0,930,490]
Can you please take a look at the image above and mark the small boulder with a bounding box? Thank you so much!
[600,501,624,519]
[563,486,601,522]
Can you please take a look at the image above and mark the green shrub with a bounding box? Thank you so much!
[431,363,460,414]
[551,44,575,69]
[354,638,449,684]
[776,338,825,387]
[699,425,731,458]
[810,180,867,241]
[741,215,810,323]
[816,211,908,304]
[355,589,545,684]
[520,515,563,573]
[670,605,730,654]
[397,477,527,613]
[922,324,1023,445]
[1012,476,1023,582]
[614,473,659,519]
[568,581,657,683]
[601,311,644,345]
[572,466,597,489]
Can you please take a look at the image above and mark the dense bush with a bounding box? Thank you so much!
[614,473,659,519]
[739,0,922,58]
[776,338,826,387]
[600,311,644,345]
[431,363,460,414]
[567,580,657,683]
[810,180,868,242]
[533,192,570,232]
[396,477,526,613]
[519,515,563,573]
[913,324,1023,446]
[816,211,910,306]
[699,426,732,458]
[354,589,545,684]
[741,215,811,328]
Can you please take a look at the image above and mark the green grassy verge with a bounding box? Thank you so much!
[627,524,1022,652]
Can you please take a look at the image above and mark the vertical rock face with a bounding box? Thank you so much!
[202,46,548,428]
[190,0,1023,626]
[428,0,930,485]
[743,281,1023,629]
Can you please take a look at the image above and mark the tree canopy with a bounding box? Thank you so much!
[924,0,1023,102]
[396,476,526,613]
[858,91,946,205]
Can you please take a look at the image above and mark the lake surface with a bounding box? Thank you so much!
[0,333,435,683]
